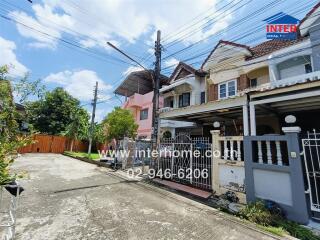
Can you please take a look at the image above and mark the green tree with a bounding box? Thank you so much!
[0,65,33,185]
[103,107,138,141]
[27,87,87,135]
[63,108,90,151]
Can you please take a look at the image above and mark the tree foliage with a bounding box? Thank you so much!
[63,108,90,151]
[13,74,46,103]
[27,87,89,135]
[0,66,33,185]
[103,107,138,141]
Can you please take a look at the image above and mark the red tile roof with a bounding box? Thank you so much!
[247,37,307,60]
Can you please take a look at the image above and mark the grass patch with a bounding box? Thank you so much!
[64,151,100,160]
[257,225,287,237]
[238,200,320,240]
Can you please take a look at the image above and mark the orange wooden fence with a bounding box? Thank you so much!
[18,134,88,154]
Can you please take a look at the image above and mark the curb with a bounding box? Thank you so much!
[63,153,111,168]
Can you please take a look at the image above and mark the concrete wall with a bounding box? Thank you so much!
[123,91,163,139]
[247,67,270,86]
[211,131,246,203]
[268,40,312,82]
[277,56,310,79]
[244,128,309,224]
[309,17,320,71]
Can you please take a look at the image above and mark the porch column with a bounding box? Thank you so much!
[173,94,179,108]
[242,104,249,136]
[249,103,256,136]
[268,62,280,82]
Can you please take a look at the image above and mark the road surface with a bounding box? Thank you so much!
[7,154,283,240]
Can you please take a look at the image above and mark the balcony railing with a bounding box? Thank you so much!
[271,70,320,88]
[159,107,173,113]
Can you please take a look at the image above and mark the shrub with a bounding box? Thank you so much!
[275,220,320,240]
[239,200,277,226]
[239,200,320,240]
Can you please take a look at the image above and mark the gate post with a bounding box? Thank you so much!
[211,130,220,194]
[282,126,309,223]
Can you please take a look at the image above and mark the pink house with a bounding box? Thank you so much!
[123,92,164,139]
[114,70,169,139]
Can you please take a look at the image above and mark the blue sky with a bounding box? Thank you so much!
[0,0,317,121]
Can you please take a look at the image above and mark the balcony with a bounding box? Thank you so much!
[160,119,196,128]
[159,107,173,113]
[271,71,320,88]
[124,94,144,108]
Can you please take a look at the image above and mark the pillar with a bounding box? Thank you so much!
[242,104,249,136]
[249,103,256,136]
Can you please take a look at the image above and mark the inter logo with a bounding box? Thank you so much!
[264,12,300,40]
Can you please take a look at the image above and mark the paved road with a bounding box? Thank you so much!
[7,154,282,240]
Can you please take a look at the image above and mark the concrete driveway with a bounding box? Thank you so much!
[8,154,282,240]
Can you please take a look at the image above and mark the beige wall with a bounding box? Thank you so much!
[247,67,270,86]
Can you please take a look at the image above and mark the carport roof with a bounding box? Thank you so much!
[114,70,170,97]
[160,95,247,123]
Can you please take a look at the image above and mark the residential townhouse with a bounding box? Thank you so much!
[160,3,320,137]
[156,3,320,224]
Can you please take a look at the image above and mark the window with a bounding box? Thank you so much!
[219,80,237,99]
[200,91,205,104]
[164,97,174,108]
[178,93,190,108]
[250,78,257,88]
[305,63,313,74]
[140,108,148,120]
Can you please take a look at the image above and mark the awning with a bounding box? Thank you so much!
[114,70,169,97]
[159,78,192,93]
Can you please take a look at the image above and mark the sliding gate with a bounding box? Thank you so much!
[158,134,212,191]
[302,130,320,217]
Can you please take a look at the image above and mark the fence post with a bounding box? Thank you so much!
[282,126,309,223]
[211,130,220,194]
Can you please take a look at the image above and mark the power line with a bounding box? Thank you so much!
[64,0,153,49]
[162,0,237,43]
[137,0,243,67]
[161,0,283,61]
[0,11,139,67]
[164,0,252,49]
[161,0,316,73]
[0,1,151,67]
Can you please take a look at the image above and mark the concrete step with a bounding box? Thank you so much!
[152,178,212,199]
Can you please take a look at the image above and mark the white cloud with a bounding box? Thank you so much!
[44,70,112,101]
[122,66,144,76]
[8,0,233,49]
[164,58,179,68]
[9,4,74,49]
[0,36,28,77]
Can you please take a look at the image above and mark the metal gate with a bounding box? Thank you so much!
[158,134,212,190]
[302,130,320,214]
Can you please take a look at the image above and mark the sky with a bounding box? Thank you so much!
[0,0,317,121]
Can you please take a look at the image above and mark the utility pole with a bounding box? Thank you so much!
[88,81,98,155]
[107,31,162,167]
[151,30,161,166]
